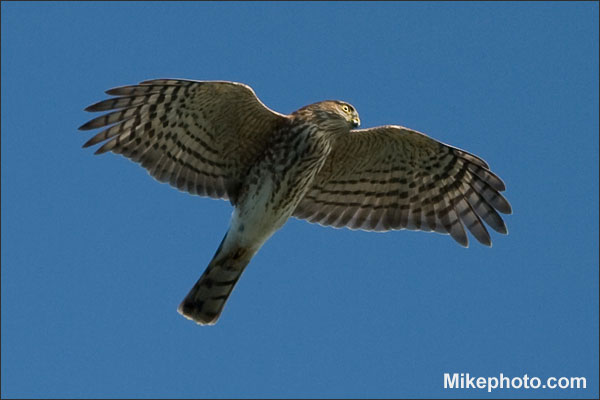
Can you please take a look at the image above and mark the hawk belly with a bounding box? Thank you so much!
[178,125,332,324]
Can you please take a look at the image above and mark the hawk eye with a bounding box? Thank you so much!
[341,104,350,113]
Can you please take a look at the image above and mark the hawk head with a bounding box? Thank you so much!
[293,100,360,132]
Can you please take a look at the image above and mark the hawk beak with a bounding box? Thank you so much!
[351,117,360,128]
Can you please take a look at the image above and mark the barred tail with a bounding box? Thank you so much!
[178,233,255,325]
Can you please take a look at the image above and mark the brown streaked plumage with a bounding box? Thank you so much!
[80,79,511,325]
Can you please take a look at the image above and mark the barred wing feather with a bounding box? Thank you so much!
[79,79,288,204]
[293,126,512,247]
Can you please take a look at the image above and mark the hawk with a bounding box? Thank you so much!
[80,79,512,325]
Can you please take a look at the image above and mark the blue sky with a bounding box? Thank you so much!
[1,2,598,399]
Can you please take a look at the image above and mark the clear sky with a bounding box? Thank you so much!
[1,2,598,399]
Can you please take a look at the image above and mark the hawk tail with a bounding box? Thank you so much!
[177,233,255,325]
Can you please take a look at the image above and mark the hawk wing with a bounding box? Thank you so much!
[293,125,512,247]
[79,79,288,203]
